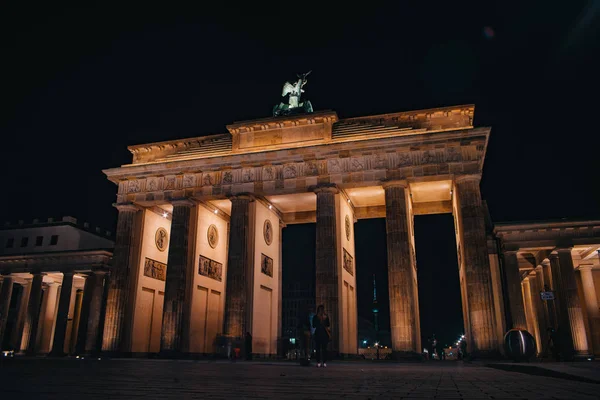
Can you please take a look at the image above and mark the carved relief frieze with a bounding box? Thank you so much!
[445,147,462,162]
[164,175,177,190]
[222,170,234,184]
[182,174,196,188]
[371,153,387,169]
[242,168,255,183]
[305,161,319,176]
[283,164,298,179]
[202,172,218,186]
[327,158,343,173]
[127,180,141,193]
[397,152,412,167]
[146,177,159,192]
[420,150,436,165]
[262,166,275,181]
[350,157,365,172]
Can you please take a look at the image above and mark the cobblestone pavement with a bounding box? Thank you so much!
[1,358,599,399]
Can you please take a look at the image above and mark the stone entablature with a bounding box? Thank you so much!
[106,107,486,209]
[494,220,600,249]
[0,250,112,274]
[126,105,474,165]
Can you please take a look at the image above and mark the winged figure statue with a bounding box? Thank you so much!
[273,71,314,116]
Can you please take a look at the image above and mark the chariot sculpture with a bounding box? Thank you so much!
[272,71,314,117]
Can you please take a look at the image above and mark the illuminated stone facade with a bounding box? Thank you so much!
[98,104,503,358]
[3,105,599,360]
[0,217,112,356]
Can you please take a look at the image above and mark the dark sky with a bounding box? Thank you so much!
[2,2,599,345]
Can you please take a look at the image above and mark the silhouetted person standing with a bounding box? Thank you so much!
[312,304,330,368]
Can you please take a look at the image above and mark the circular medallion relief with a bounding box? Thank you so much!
[155,227,168,252]
[345,215,351,241]
[207,224,219,249]
[263,219,273,246]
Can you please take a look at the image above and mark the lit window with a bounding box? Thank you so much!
[50,235,59,245]
[35,236,43,246]
[5,238,14,248]
[21,237,29,247]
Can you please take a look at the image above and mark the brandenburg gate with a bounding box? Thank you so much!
[100,101,505,358]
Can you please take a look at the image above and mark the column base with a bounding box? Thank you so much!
[47,350,68,358]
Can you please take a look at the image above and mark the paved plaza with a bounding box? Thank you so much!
[1,358,599,399]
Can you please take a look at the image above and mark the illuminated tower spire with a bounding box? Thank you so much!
[372,274,379,333]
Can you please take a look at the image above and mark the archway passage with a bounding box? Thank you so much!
[415,214,464,353]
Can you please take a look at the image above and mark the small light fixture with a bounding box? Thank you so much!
[269,205,272,210]
[450,190,453,195]
[162,212,168,218]
[214,209,218,214]
[347,199,351,203]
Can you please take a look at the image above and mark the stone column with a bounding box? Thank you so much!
[76,271,108,355]
[454,175,497,355]
[532,267,550,354]
[224,195,253,341]
[0,276,14,349]
[160,199,195,355]
[38,283,59,353]
[102,203,139,354]
[550,250,589,358]
[384,181,419,354]
[541,261,557,330]
[49,272,74,356]
[26,273,44,355]
[522,277,541,353]
[503,251,528,330]
[277,220,285,357]
[314,184,340,353]
[12,281,31,351]
[578,265,600,355]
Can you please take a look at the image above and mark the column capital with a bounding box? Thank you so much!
[170,197,196,207]
[310,183,339,194]
[113,202,141,212]
[578,264,595,271]
[454,173,482,184]
[556,247,574,254]
[380,179,408,189]
[227,193,256,202]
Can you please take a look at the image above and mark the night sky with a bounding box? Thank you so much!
[2,3,599,348]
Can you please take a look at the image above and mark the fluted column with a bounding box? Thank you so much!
[522,277,541,353]
[76,271,107,355]
[160,199,195,355]
[541,261,557,330]
[550,250,589,359]
[0,276,14,349]
[384,181,419,354]
[223,195,253,340]
[314,184,340,353]
[454,175,497,354]
[102,203,140,354]
[532,266,550,354]
[503,251,528,330]
[12,281,31,351]
[578,265,600,355]
[26,273,44,355]
[49,272,74,356]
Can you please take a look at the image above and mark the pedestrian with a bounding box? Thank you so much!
[312,304,330,368]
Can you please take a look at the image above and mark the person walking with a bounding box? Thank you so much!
[312,304,330,368]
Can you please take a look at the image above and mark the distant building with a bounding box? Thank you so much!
[0,216,113,355]
[281,281,314,344]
